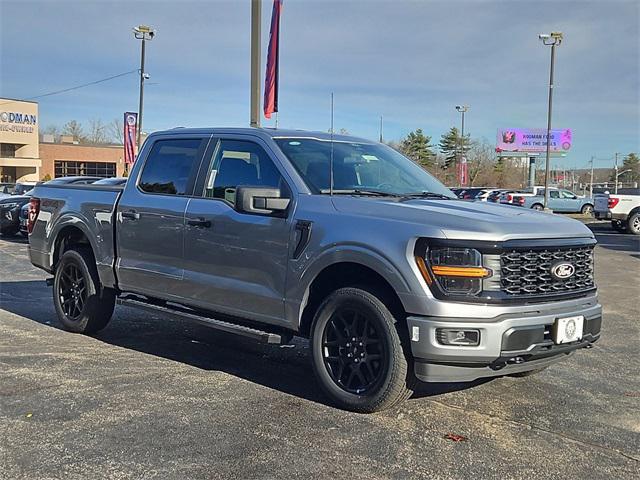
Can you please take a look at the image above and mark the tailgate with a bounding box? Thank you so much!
[594,195,609,213]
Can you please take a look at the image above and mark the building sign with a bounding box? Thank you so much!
[124,112,138,165]
[0,110,37,134]
[496,128,572,153]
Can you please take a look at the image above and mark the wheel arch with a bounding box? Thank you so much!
[296,259,409,338]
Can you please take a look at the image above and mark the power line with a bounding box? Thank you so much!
[0,69,138,107]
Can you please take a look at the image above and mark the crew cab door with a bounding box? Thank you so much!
[558,190,581,212]
[116,136,209,299]
[180,137,294,326]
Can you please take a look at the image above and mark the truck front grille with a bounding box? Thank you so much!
[500,245,595,296]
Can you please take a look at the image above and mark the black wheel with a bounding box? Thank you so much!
[628,212,640,235]
[509,367,548,378]
[611,220,627,232]
[310,287,413,413]
[53,247,115,334]
[531,203,544,211]
[581,204,594,216]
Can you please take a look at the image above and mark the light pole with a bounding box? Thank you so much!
[133,25,155,150]
[455,105,469,187]
[614,152,620,193]
[538,31,563,210]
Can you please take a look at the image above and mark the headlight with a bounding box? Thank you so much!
[416,246,492,296]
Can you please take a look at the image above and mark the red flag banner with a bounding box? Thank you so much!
[124,112,138,165]
[264,0,283,119]
[457,159,468,187]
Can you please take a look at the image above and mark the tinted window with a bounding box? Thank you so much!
[139,139,203,195]
[203,140,284,204]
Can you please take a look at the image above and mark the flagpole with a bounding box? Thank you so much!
[275,111,279,129]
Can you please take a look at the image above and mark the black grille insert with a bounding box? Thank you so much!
[500,245,594,296]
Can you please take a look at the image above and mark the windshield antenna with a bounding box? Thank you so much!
[329,92,334,196]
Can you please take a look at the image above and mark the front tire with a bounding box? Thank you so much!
[310,287,413,413]
[581,204,594,215]
[53,247,115,334]
[628,212,640,235]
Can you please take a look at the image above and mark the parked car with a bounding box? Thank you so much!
[28,128,602,413]
[498,190,527,205]
[450,187,464,198]
[44,176,103,186]
[11,182,37,195]
[486,189,508,203]
[0,193,32,236]
[513,189,594,214]
[594,188,640,235]
[459,187,486,200]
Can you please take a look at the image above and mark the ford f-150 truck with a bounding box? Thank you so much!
[27,128,602,412]
[594,188,640,234]
[513,189,594,214]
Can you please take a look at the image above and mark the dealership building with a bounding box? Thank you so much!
[0,97,125,183]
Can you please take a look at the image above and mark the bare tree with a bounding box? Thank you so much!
[466,139,496,187]
[62,120,86,143]
[108,118,124,145]
[87,118,108,144]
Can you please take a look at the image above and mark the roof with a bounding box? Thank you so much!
[150,127,376,144]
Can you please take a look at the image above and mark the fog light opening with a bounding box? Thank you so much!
[436,328,480,346]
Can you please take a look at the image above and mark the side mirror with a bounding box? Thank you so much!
[235,186,290,216]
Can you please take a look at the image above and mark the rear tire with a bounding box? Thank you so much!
[531,203,544,211]
[628,212,640,235]
[310,287,413,413]
[581,204,594,215]
[53,247,115,334]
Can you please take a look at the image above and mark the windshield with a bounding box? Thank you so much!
[274,138,456,198]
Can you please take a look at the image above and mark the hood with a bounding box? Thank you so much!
[331,196,594,242]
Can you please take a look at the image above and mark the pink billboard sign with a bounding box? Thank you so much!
[496,128,572,153]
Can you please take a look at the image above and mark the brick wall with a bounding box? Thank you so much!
[39,143,125,178]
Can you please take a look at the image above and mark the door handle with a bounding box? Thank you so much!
[187,217,212,228]
[121,210,140,220]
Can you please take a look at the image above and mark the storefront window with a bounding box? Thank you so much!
[54,161,115,178]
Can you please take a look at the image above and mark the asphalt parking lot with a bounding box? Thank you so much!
[1,223,638,480]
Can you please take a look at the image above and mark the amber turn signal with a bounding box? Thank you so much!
[431,265,491,278]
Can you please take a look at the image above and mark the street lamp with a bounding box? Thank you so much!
[538,31,563,210]
[455,105,469,187]
[133,25,156,150]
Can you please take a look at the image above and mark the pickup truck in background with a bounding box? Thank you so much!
[27,128,602,412]
[513,189,594,214]
[594,188,640,234]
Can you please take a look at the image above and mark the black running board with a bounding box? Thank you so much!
[117,297,284,344]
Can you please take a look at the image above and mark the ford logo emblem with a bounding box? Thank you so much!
[550,261,575,280]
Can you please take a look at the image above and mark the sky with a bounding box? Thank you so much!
[1,0,638,169]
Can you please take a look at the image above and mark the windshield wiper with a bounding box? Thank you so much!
[400,191,456,200]
[319,189,400,197]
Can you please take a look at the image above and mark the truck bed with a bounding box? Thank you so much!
[28,183,123,288]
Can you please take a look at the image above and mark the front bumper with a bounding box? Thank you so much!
[407,297,602,382]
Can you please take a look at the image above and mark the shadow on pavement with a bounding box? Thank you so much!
[585,221,640,257]
[0,279,483,408]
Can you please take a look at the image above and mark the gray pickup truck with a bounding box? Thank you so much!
[27,128,602,412]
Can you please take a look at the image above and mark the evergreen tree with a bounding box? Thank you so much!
[399,129,435,168]
[439,127,470,170]
[622,152,640,182]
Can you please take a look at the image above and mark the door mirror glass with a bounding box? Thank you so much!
[236,186,290,216]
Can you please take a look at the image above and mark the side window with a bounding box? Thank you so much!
[203,139,284,204]
[549,190,560,199]
[561,190,575,199]
[139,138,203,195]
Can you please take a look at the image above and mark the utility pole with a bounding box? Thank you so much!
[250,0,262,127]
[614,152,619,193]
[133,25,155,150]
[589,156,594,198]
[538,32,563,210]
[379,115,383,143]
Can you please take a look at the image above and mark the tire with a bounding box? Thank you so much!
[310,287,413,413]
[509,367,548,378]
[53,247,115,334]
[628,212,640,235]
[611,220,627,233]
[581,204,594,216]
[531,203,544,211]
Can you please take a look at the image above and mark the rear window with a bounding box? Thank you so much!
[139,138,203,195]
